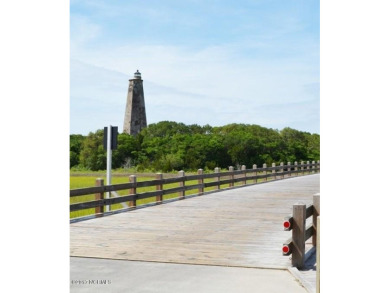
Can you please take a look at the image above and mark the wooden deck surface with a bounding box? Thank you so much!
[70,174,320,270]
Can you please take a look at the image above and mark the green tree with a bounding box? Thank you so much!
[79,130,105,171]
[112,133,138,168]
[306,133,320,161]
[70,134,85,168]
[71,122,320,172]
[280,127,309,163]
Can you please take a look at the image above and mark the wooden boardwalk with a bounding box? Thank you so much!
[70,174,319,270]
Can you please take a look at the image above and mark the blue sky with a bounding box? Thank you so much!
[70,0,320,135]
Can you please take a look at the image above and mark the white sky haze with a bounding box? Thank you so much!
[70,0,320,135]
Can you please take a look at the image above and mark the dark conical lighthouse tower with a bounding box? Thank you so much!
[123,70,147,135]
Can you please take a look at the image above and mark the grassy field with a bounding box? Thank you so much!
[70,173,250,220]
[70,174,155,219]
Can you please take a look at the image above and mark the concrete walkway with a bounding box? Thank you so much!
[70,257,308,293]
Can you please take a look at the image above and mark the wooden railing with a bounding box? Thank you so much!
[70,160,320,221]
[282,193,320,269]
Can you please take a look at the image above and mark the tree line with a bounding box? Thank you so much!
[70,121,320,172]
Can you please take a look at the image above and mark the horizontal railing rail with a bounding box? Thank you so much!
[70,160,320,220]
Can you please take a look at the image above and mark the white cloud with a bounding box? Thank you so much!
[70,58,319,134]
[71,41,317,102]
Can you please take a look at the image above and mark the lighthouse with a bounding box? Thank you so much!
[123,70,147,135]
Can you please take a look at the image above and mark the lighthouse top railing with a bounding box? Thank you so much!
[134,70,141,79]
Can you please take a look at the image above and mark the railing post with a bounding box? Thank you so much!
[178,170,185,199]
[263,163,267,182]
[316,216,320,293]
[294,161,297,176]
[129,175,137,208]
[307,161,310,174]
[292,202,306,269]
[229,166,234,187]
[95,178,104,215]
[272,163,276,180]
[242,165,246,185]
[253,164,257,183]
[287,162,291,177]
[156,173,163,203]
[214,167,221,189]
[198,169,204,195]
[317,160,320,173]
[312,161,316,174]
[300,161,304,175]
[280,162,284,179]
[313,194,320,246]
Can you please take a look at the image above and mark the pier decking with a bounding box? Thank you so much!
[70,174,320,271]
